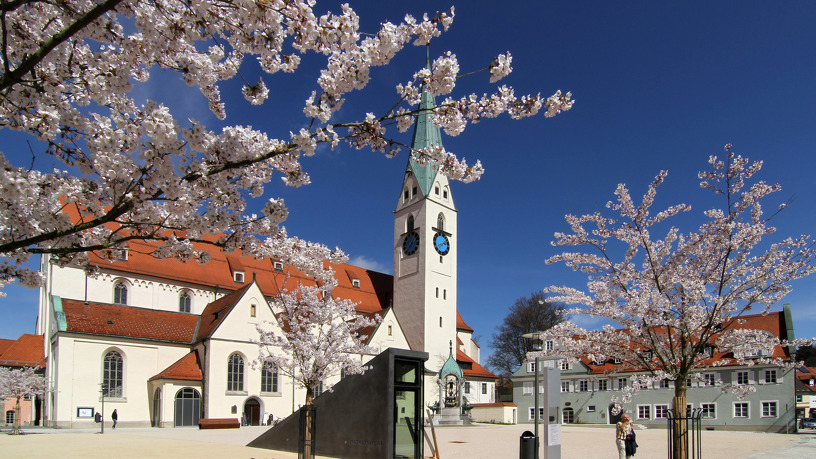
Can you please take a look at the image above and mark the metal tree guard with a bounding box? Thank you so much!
[666,408,703,459]
[298,405,317,459]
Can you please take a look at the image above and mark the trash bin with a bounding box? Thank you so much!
[519,430,537,459]
[94,412,102,423]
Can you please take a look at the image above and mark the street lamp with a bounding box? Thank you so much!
[522,331,544,459]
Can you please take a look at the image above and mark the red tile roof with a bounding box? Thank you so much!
[0,334,45,368]
[87,238,391,316]
[580,310,792,374]
[456,312,473,332]
[0,338,14,356]
[457,349,497,379]
[61,299,199,343]
[149,351,203,381]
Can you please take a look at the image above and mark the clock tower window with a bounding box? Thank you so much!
[437,213,445,231]
[407,215,414,232]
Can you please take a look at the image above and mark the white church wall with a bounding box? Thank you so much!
[51,335,190,428]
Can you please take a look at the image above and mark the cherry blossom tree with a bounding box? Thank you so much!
[255,280,378,456]
[0,366,45,435]
[530,147,816,459]
[0,1,573,293]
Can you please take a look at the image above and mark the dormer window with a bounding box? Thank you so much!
[113,247,128,261]
[403,189,409,201]
[352,279,360,288]
[642,350,653,360]
[435,185,440,196]
[273,262,283,272]
[611,357,623,364]
[412,186,417,196]
[234,271,245,283]
[443,189,448,199]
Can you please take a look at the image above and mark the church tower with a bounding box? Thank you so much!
[393,52,458,373]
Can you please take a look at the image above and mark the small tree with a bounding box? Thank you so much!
[255,280,378,456]
[487,292,565,375]
[0,367,45,435]
[531,147,816,459]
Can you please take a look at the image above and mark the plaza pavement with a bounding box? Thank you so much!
[1,423,814,458]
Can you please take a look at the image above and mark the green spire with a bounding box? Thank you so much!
[407,46,442,197]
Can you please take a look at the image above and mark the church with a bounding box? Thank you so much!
[26,70,498,429]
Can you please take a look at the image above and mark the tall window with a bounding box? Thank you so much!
[764,369,778,384]
[179,292,191,313]
[407,215,414,232]
[482,383,488,394]
[560,381,570,393]
[597,379,608,391]
[114,282,128,305]
[261,364,278,393]
[578,380,589,392]
[437,213,444,231]
[103,351,123,397]
[734,402,749,418]
[736,371,750,385]
[228,354,244,392]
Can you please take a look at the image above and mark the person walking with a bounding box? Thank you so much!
[616,413,635,459]
[112,409,118,429]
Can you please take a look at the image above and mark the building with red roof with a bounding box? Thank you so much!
[1,333,45,428]
[513,307,799,432]
[30,85,497,429]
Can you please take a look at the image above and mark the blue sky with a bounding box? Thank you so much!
[2,1,816,369]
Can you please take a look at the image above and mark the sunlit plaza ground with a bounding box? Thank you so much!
[2,423,815,458]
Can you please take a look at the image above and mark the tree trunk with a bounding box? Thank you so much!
[13,396,21,435]
[672,388,688,459]
[303,388,314,459]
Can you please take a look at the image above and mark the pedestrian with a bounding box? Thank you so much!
[112,409,118,429]
[616,413,635,459]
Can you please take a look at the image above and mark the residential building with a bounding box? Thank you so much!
[0,334,45,428]
[513,307,797,433]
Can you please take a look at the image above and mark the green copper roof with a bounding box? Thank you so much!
[439,345,463,379]
[407,50,442,197]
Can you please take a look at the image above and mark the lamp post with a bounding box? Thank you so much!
[523,332,544,459]
[100,383,106,434]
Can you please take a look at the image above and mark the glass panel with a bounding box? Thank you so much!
[394,389,417,458]
[394,360,418,384]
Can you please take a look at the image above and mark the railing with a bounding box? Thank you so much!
[666,408,703,459]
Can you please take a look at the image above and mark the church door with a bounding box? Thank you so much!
[244,398,261,426]
[152,389,161,427]
[174,388,201,427]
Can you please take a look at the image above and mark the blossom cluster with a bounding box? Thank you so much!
[0,0,571,295]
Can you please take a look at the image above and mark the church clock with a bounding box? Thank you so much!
[433,232,450,255]
[403,231,420,255]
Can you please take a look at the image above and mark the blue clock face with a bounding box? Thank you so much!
[434,232,450,255]
[403,231,419,255]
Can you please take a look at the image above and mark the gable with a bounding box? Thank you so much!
[201,281,280,342]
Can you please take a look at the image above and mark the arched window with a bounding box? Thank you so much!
[227,354,244,392]
[113,282,128,305]
[103,351,123,397]
[261,363,278,393]
[179,291,191,313]
[437,213,445,231]
[174,388,201,427]
[407,215,414,232]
